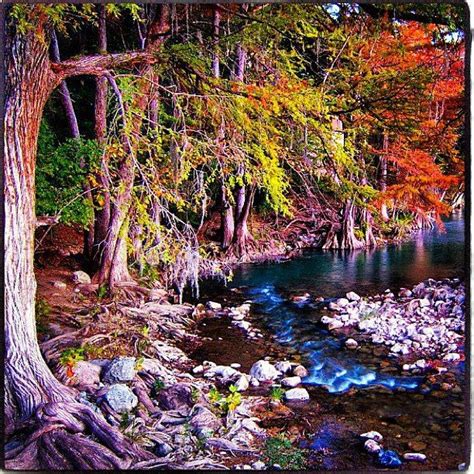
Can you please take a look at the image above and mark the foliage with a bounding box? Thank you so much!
[208,385,242,414]
[270,387,285,402]
[263,435,307,470]
[35,298,51,334]
[152,378,166,396]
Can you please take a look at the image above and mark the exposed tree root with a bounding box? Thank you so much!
[6,401,156,470]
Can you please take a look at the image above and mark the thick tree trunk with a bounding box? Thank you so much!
[379,133,389,221]
[5,26,75,432]
[340,200,365,249]
[221,185,235,249]
[232,186,255,257]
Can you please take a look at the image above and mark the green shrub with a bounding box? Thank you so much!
[270,387,285,402]
[264,435,307,470]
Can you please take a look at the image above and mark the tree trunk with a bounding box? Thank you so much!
[211,6,221,79]
[5,25,76,432]
[340,200,365,249]
[232,186,255,257]
[379,133,389,221]
[221,185,235,249]
[91,5,111,272]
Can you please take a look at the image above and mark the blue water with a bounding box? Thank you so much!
[230,215,465,393]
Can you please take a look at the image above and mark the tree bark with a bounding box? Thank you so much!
[5,25,76,431]
[211,6,221,79]
[232,186,255,257]
[221,185,235,249]
[340,200,365,249]
[379,132,390,221]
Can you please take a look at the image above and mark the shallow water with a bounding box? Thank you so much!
[228,214,465,393]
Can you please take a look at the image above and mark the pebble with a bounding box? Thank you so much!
[284,388,310,401]
[403,453,427,462]
[345,338,358,349]
[293,365,308,378]
[364,439,382,453]
[252,461,266,470]
[360,431,383,442]
[281,376,301,388]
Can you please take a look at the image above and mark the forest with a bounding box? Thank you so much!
[4,2,467,471]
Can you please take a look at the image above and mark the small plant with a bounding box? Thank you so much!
[264,435,307,470]
[35,298,51,334]
[152,378,166,396]
[191,386,200,403]
[97,284,108,300]
[135,356,144,371]
[140,325,150,337]
[60,347,85,377]
[209,387,223,405]
[208,385,241,414]
[270,387,285,402]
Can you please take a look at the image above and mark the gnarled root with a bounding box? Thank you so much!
[6,401,156,470]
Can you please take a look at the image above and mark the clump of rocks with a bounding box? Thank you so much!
[319,278,464,366]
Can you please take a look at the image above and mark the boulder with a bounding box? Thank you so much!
[293,365,308,378]
[71,271,91,285]
[103,357,137,384]
[105,384,138,413]
[157,384,193,411]
[249,360,279,382]
[284,388,310,401]
[281,376,301,388]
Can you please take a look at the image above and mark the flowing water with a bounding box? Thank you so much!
[194,214,467,469]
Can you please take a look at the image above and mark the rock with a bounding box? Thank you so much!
[291,293,310,302]
[192,365,204,374]
[284,388,310,401]
[234,320,251,331]
[364,439,382,453]
[250,377,260,387]
[443,353,461,362]
[249,360,279,382]
[214,365,238,379]
[360,431,383,442]
[157,384,193,410]
[346,291,361,301]
[281,376,301,388]
[328,320,344,330]
[238,303,251,313]
[69,361,102,388]
[345,338,358,349]
[414,359,427,370]
[206,437,241,451]
[321,316,333,324]
[105,384,138,413]
[399,288,413,298]
[403,453,426,462]
[252,461,266,470]
[230,363,241,369]
[103,357,137,384]
[293,365,308,378]
[328,302,340,311]
[206,301,222,311]
[419,298,430,308]
[336,298,350,307]
[53,281,67,290]
[71,270,91,285]
[377,449,402,468]
[155,441,173,457]
[275,361,292,374]
[189,405,221,437]
[235,375,250,392]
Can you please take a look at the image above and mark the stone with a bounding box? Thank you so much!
[328,302,340,311]
[249,360,279,382]
[155,441,173,457]
[345,338,358,349]
[252,461,266,470]
[284,388,310,401]
[361,431,383,442]
[250,377,260,387]
[189,405,221,436]
[275,361,292,374]
[157,384,193,411]
[364,439,382,453]
[328,320,344,330]
[192,365,204,374]
[105,384,138,413]
[346,291,361,301]
[206,301,222,311]
[230,363,241,369]
[71,270,91,285]
[235,375,250,392]
[336,298,350,307]
[103,357,137,384]
[403,453,426,462]
[321,316,333,324]
[293,365,308,378]
[377,449,402,468]
[214,365,238,379]
[53,281,67,290]
[69,361,102,388]
[415,359,427,369]
[281,376,301,388]
[443,353,461,362]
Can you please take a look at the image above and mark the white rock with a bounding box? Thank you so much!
[403,453,427,462]
[293,365,308,377]
[103,357,137,384]
[321,316,333,324]
[53,281,67,290]
[249,377,260,387]
[192,365,204,374]
[232,313,246,321]
[238,303,251,313]
[284,388,310,401]
[345,338,358,349]
[281,376,301,388]
[360,431,383,442]
[251,461,266,470]
[329,320,344,330]
[235,375,249,392]
[443,353,461,362]
[364,439,382,453]
[214,366,238,379]
[336,298,350,307]
[71,270,91,285]
[206,301,222,311]
[230,363,241,369]
[419,298,430,308]
[275,361,292,374]
[105,384,138,413]
[249,360,279,382]
[328,302,340,311]
[346,291,361,301]
[415,359,427,369]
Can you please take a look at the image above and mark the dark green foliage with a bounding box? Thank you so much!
[264,435,307,469]
[36,121,101,226]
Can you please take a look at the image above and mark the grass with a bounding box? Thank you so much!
[263,435,307,470]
